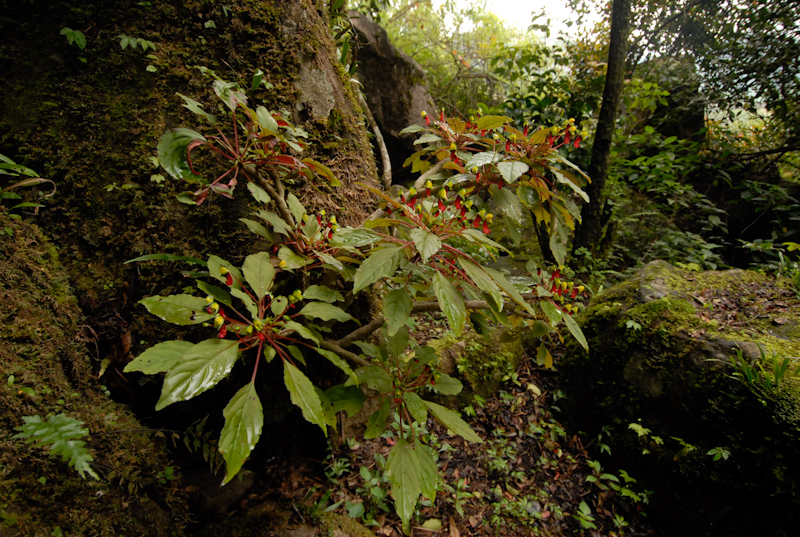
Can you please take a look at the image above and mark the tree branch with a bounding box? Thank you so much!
[355,88,393,190]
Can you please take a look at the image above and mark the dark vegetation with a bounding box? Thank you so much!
[1,0,798,536]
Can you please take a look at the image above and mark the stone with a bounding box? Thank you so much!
[348,11,435,182]
[560,260,800,537]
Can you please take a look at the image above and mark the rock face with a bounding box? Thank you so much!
[560,261,800,537]
[349,11,435,183]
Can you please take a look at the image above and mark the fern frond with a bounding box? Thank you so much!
[14,414,99,480]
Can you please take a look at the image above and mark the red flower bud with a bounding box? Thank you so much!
[573,137,582,148]
[482,221,490,234]
[564,132,571,145]
[438,199,445,212]
[226,274,233,286]
[218,325,227,338]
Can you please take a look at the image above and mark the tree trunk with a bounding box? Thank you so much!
[570,0,632,264]
[0,1,379,532]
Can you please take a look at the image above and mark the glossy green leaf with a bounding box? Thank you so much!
[386,437,422,529]
[303,285,344,304]
[403,392,427,423]
[540,300,561,324]
[464,151,501,169]
[410,228,442,263]
[490,184,524,224]
[155,339,240,410]
[213,79,246,110]
[139,294,214,326]
[461,228,510,253]
[124,340,194,374]
[315,250,344,271]
[157,128,206,180]
[230,287,259,318]
[242,252,275,301]
[423,400,482,443]
[414,133,442,145]
[255,106,279,133]
[239,218,273,240]
[482,266,535,316]
[284,361,332,434]
[433,272,466,335]
[325,385,365,417]
[384,288,413,336]
[298,302,354,322]
[219,382,263,484]
[353,246,403,294]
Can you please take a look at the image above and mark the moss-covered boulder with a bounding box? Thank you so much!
[560,260,800,537]
[0,214,188,536]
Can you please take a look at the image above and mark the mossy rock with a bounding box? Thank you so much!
[561,260,800,537]
[0,214,188,536]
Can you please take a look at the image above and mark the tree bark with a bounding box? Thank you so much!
[571,0,632,263]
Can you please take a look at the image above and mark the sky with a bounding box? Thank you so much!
[464,0,603,36]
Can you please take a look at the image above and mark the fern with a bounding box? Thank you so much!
[14,414,99,480]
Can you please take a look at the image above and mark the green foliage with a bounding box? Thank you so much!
[59,27,86,50]
[0,154,56,217]
[726,346,800,404]
[127,81,590,530]
[14,414,99,480]
[118,34,156,51]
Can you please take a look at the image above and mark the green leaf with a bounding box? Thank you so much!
[242,252,275,301]
[316,348,357,382]
[476,115,511,130]
[331,228,380,248]
[482,266,535,316]
[176,93,216,124]
[386,437,422,529]
[385,325,410,359]
[303,285,344,304]
[255,105,279,133]
[356,365,393,393]
[246,182,271,204]
[207,255,244,290]
[251,69,264,91]
[399,124,424,134]
[353,246,403,294]
[364,396,391,439]
[403,392,428,423]
[213,79,246,110]
[157,128,206,181]
[139,294,214,326]
[197,281,232,307]
[416,443,440,502]
[461,228,510,253]
[490,184,524,224]
[414,133,442,145]
[14,414,98,480]
[562,311,588,351]
[255,210,292,235]
[464,151,501,169]
[219,382,263,484]
[423,400,482,443]
[497,161,529,183]
[459,260,502,310]
[540,300,561,324]
[409,229,442,263]
[281,320,320,344]
[271,296,288,316]
[284,361,331,434]
[230,287,259,318]
[383,288,413,336]
[315,250,344,271]
[433,272,466,335]
[324,385,365,417]
[529,320,553,338]
[278,246,310,270]
[298,302,354,322]
[239,218,273,240]
[431,373,462,395]
[124,340,194,374]
[124,253,206,265]
[155,339,240,410]
[286,193,306,224]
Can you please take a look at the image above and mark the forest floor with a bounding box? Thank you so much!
[190,339,661,537]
